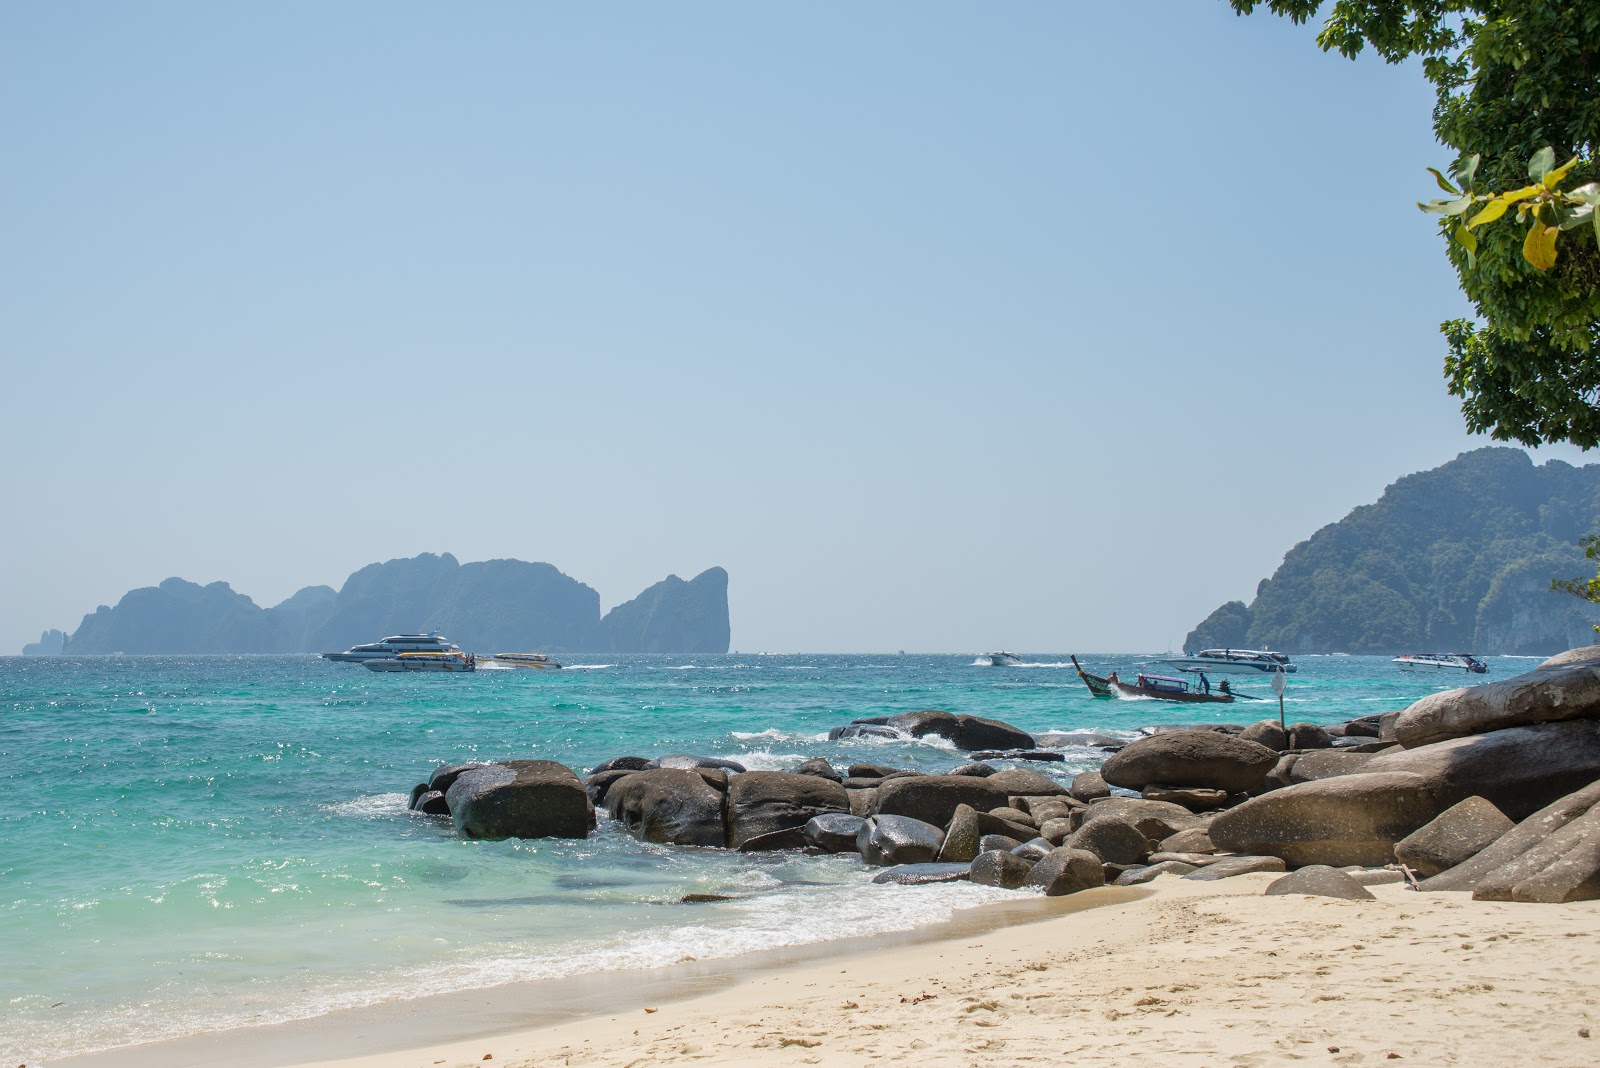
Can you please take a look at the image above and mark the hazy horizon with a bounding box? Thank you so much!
[4,3,1593,655]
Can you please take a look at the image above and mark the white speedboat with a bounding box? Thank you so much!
[987,651,1023,667]
[365,651,477,672]
[1392,653,1488,674]
[322,633,459,662]
[492,653,563,670]
[1155,648,1297,674]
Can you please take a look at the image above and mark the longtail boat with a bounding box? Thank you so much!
[1070,655,1116,698]
[1111,671,1235,704]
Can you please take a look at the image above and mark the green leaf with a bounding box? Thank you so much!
[1428,167,1460,195]
[1557,203,1595,231]
[1467,197,1512,228]
[1419,194,1475,216]
[1528,147,1555,181]
[1453,223,1478,255]
[1523,221,1559,270]
[1450,154,1480,192]
[1543,155,1582,190]
[1568,183,1600,207]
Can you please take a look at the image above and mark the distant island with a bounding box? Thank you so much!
[25,554,730,655]
[1186,447,1600,655]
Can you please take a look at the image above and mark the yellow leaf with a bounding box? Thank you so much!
[1543,155,1582,190]
[1523,222,1559,270]
[1468,197,1512,228]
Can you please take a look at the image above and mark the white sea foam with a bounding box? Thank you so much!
[723,748,810,771]
[319,793,409,818]
[563,663,616,670]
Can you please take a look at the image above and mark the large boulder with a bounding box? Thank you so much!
[937,803,982,863]
[881,710,1036,751]
[1361,719,1600,820]
[970,849,1034,889]
[1022,847,1105,896]
[445,761,592,841]
[429,761,489,793]
[802,812,866,853]
[1182,855,1287,881]
[1286,722,1333,750]
[1286,749,1376,784]
[1240,720,1289,752]
[1472,804,1600,902]
[792,757,845,782]
[1066,815,1150,865]
[985,768,1069,797]
[1422,781,1600,892]
[872,775,1013,827]
[656,754,746,773]
[871,863,972,886]
[725,771,850,849]
[590,756,655,774]
[1264,866,1375,900]
[604,768,727,847]
[583,769,637,806]
[1394,796,1514,877]
[1099,730,1279,793]
[1393,647,1600,748]
[1074,798,1203,842]
[857,814,946,866]
[1070,770,1111,802]
[1208,771,1442,867]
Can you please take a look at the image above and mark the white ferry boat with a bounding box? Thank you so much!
[321,633,459,663]
[365,651,477,672]
[491,653,563,670]
[1391,653,1489,674]
[986,651,1023,667]
[1155,648,1297,674]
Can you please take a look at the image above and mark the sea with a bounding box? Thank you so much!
[0,651,1521,1063]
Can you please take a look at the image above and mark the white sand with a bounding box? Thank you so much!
[281,875,1600,1068]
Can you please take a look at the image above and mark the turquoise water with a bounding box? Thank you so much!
[0,652,1514,1062]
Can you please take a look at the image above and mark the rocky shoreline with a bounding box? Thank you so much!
[404,647,1600,904]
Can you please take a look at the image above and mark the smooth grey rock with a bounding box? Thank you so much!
[1181,855,1287,881]
[583,769,637,806]
[970,849,1034,889]
[1472,804,1600,902]
[605,768,727,847]
[1421,780,1600,892]
[1141,784,1230,810]
[1507,806,1600,902]
[1394,649,1600,748]
[1100,730,1279,793]
[1022,847,1105,896]
[976,811,1038,842]
[1038,817,1074,846]
[1011,837,1054,862]
[1287,722,1333,750]
[1147,851,1228,866]
[446,760,591,841]
[428,761,489,793]
[802,812,866,853]
[1240,719,1289,752]
[792,757,845,782]
[978,833,1023,852]
[1208,771,1440,867]
[590,755,655,775]
[848,788,878,818]
[1070,770,1111,802]
[1066,815,1151,865]
[830,724,903,741]
[1114,860,1198,884]
[969,749,1066,762]
[738,826,809,852]
[1265,865,1375,900]
[410,789,450,816]
[882,709,1035,751]
[725,771,850,849]
[1394,796,1514,877]
[871,862,972,886]
[857,814,946,866]
[1074,798,1203,842]
[656,754,746,773]
[948,762,998,777]
[873,775,1012,828]
[1159,828,1217,854]
[1017,797,1078,822]
[987,806,1038,827]
[1287,749,1375,783]
[937,804,981,863]
[1349,869,1406,886]
[985,768,1069,797]
[407,782,429,808]
[846,763,904,779]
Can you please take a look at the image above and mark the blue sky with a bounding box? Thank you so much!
[2,2,1590,654]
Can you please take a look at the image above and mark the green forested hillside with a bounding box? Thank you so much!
[1185,449,1600,655]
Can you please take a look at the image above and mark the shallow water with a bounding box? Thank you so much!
[0,652,1506,1061]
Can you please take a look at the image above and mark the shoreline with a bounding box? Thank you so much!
[53,877,1600,1068]
[52,887,1141,1068]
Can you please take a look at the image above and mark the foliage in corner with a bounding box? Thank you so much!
[1552,534,1600,636]
[1228,1,1600,448]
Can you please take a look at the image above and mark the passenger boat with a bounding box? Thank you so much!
[1111,671,1235,704]
[1154,648,1296,674]
[491,653,563,670]
[1391,653,1488,674]
[987,651,1023,667]
[364,651,477,672]
[1070,655,1115,698]
[322,633,459,662]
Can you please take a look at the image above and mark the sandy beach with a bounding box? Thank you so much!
[195,873,1598,1068]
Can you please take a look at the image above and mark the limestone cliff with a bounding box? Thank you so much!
[21,629,66,655]
[1185,448,1600,655]
[587,567,731,654]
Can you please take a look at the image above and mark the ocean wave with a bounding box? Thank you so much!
[729,728,828,744]
[319,793,409,818]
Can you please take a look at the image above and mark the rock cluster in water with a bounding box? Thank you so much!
[405,650,1600,904]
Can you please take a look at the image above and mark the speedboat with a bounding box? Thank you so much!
[1392,653,1488,674]
[491,653,563,670]
[1155,648,1296,674]
[365,651,477,672]
[322,633,459,662]
[987,651,1023,667]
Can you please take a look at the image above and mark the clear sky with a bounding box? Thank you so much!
[2,2,1591,655]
